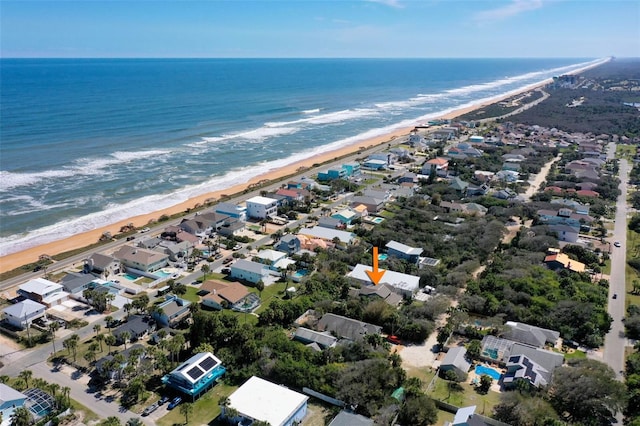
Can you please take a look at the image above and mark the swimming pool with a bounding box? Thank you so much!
[378,254,388,260]
[155,270,171,278]
[475,365,502,380]
[123,273,139,280]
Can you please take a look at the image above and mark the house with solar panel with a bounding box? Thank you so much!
[162,352,226,400]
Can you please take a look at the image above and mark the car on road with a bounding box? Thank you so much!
[613,293,618,299]
[614,241,621,247]
[142,402,159,416]
[223,257,234,264]
[168,396,182,410]
[214,253,224,260]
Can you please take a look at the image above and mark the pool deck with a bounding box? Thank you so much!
[468,365,504,393]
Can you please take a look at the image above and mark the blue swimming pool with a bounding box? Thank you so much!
[475,365,502,380]
[123,273,139,280]
[378,253,388,260]
[155,270,171,278]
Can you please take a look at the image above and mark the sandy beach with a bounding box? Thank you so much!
[0,65,598,274]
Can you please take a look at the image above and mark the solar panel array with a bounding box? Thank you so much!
[421,257,441,266]
[508,355,520,363]
[199,355,216,372]
[522,357,537,382]
[187,366,204,380]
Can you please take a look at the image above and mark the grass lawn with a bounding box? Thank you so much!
[427,376,501,416]
[252,280,289,314]
[156,382,236,426]
[625,229,640,309]
[404,366,437,390]
[181,285,201,303]
[616,144,636,160]
[70,399,101,424]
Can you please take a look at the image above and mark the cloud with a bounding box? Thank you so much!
[473,0,543,23]
[365,0,404,9]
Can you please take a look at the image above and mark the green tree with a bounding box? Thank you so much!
[120,330,131,350]
[105,334,116,353]
[93,323,101,337]
[100,417,122,426]
[18,370,32,388]
[549,358,626,424]
[478,374,492,394]
[494,391,560,425]
[201,263,210,281]
[180,402,194,424]
[49,321,60,354]
[10,406,32,426]
[256,280,265,299]
[397,393,438,426]
[96,332,105,352]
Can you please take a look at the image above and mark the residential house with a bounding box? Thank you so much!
[351,284,403,307]
[446,405,490,426]
[179,212,229,236]
[152,295,192,328]
[245,196,278,219]
[479,335,564,372]
[432,128,456,141]
[217,218,246,237]
[158,240,193,261]
[449,177,469,192]
[275,234,301,255]
[349,195,385,213]
[549,224,579,243]
[275,188,307,205]
[112,245,169,273]
[361,158,387,170]
[60,272,98,296]
[223,376,308,426]
[343,162,361,177]
[494,188,517,200]
[137,236,162,249]
[2,300,47,329]
[332,207,360,226]
[474,170,495,183]
[230,259,271,284]
[576,189,600,198]
[502,159,522,171]
[113,315,154,344]
[199,280,256,312]
[18,278,68,307]
[503,322,560,348]
[464,203,489,216]
[469,135,485,144]
[503,355,552,389]
[318,217,344,230]
[317,313,382,342]
[550,199,590,215]
[317,167,347,182]
[83,253,122,278]
[421,157,449,176]
[398,172,417,184]
[329,411,374,426]
[298,227,355,245]
[254,249,294,271]
[440,201,466,214]
[347,264,420,298]
[215,202,247,221]
[293,328,338,350]
[440,347,472,381]
[466,183,490,197]
[544,253,585,273]
[386,240,423,264]
[95,344,146,381]
[0,383,27,423]
[495,170,519,182]
[162,352,226,399]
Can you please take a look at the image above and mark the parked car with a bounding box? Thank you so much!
[215,253,224,260]
[386,335,402,345]
[223,257,234,264]
[142,402,159,416]
[158,396,170,405]
[168,396,182,410]
[221,268,231,275]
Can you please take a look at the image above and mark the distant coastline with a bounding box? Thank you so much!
[0,58,609,274]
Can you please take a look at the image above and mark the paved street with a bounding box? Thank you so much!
[603,148,630,380]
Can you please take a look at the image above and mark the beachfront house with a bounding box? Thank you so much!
[297,226,356,245]
[222,376,308,426]
[385,240,423,264]
[163,352,226,400]
[179,212,230,236]
[2,299,47,329]
[112,245,169,273]
[245,196,278,219]
[152,295,192,328]
[215,202,247,221]
[83,253,122,278]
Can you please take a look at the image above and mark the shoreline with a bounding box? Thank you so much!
[0,60,607,274]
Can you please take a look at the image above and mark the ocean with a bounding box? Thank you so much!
[0,57,606,256]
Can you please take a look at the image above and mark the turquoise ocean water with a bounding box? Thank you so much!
[0,58,606,255]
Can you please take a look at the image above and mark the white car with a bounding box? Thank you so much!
[614,241,621,248]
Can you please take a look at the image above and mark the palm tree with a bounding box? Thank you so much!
[201,263,210,281]
[105,334,116,354]
[49,321,60,354]
[101,416,122,426]
[10,406,32,426]
[48,383,60,399]
[120,330,131,350]
[105,315,114,332]
[96,333,105,352]
[123,303,132,319]
[0,375,9,384]
[180,402,194,424]
[93,323,101,337]
[62,386,71,406]
[256,280,265,299]
[19,370,33,388]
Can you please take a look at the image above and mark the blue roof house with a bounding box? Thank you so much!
[0,383,27,422]
[162,352,226,400]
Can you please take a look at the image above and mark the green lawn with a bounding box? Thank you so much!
[427,376,501,416]
[181,285,201,303]
[616,144,636,160]
[626,229,640,309]
[156,382,236,426]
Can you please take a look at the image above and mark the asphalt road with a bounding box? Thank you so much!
[603,145,629,380]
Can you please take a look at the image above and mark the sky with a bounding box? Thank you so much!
[1,0,639,58]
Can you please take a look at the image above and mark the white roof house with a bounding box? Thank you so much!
[256,249,288,265]
[0,383,27,424]
[2,300,47,329]
[226,376,309,426]
[18,278,68,306]
[347,264,420,298]
[298,227,355,244]
[245,196,278,219]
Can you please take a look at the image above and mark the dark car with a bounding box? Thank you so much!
[158,396,170,405]
[168,396,182,410]
[142,402,159,416]
[221,268,231,275]
[223,257,234,264]
[613,293,618,299]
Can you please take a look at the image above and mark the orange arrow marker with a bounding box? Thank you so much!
[366,247,386,285]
